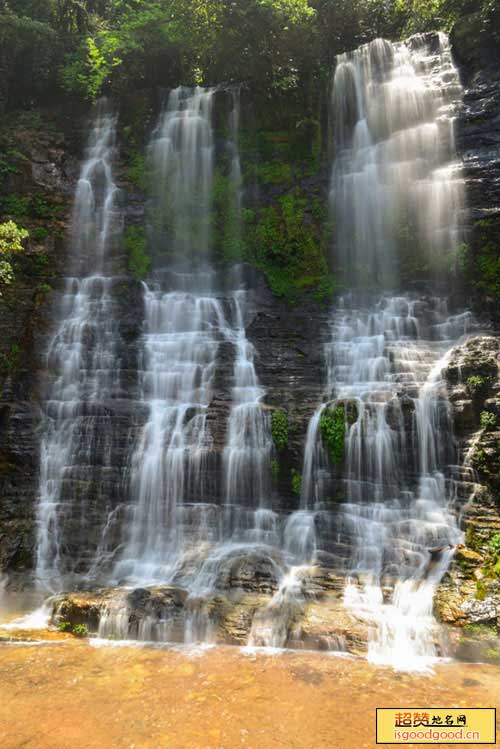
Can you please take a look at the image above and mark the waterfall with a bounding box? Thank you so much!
[35,106,122,592]
[28,43,475,663]
[223,290,272,523]
[113,88,227,585]
[331,33,464,284]
[334,296,470,669]
[113,281,230,584]
[104,86,278,643]
[149,86,215,263]
[299,33,473,669]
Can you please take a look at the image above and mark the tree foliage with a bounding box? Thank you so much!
[0,0,496,108]
[0,220,28,288]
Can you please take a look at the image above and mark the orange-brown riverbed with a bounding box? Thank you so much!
[0,638,499,749]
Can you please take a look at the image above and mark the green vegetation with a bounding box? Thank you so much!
[313,275,338,306]
[270,458,280,482]
[319,404,351,464]
[2,1,495,112]
[127,152,147,191]
[212,170,244,263]
[36,282,53,297]
[465,524,482,552]
[56,620,89,637]
[291,469,302,496]
[466,374,490,398]
[1,193,62,220]
[31,227,49,242]
[476,578,488,601]
[249,190,328,302]
[56,620,72,632]
[72,623,89,637]
[465,219,500,302]
[257,162,293,186]
[0,147,28,187]
[124,225,150,279]
[488,533,500,558]
[463,623,497,636]
[476,240,500,300]
[480,410,497,429]
[0,220,29,289]
[271,410,289,451]
[485,648,500,663]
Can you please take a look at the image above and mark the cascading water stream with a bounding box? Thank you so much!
[223,290,272,523]
[112,88,224,588]
[113,281,230,584]
[35,106,122,593]
[100,86,280,643]
[331,32,464,284]
[333,297,471,669]
[299,32,474,669]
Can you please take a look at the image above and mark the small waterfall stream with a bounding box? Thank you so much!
[99,87,279,642]
[297,33,473,669]
[36,107,122,592]
[113,279,230,584]
[112,88,228,585]
[223,290,272,522]
[332,33,464,284]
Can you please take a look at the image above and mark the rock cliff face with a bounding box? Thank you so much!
[453,14,500,322]
[436,336,500,660]
[0,29,500,664]
[0,118,79,581]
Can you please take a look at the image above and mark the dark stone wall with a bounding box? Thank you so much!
[1,31,500,585]
[452,16,500,322]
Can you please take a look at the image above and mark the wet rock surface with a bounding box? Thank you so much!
[436,334,500,661]
[48,563,373,655]
[0,122,79,581]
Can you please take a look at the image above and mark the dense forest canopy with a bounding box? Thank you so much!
[0,0,497,110]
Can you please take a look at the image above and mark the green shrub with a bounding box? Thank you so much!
[488,533,500,558]
[212,169,244,263]
[485,648,500,663]
[476,240,500,300]
[465,525,482,551]
[257,161,293,186]
[466,375,488,397]
[72,623,89,638]
[56,620,72,632]
[271,410,288,451]
[319,405,346,464]
[313,274,338,305]
[36,282,52,295]
[250,189,329,303]
[291,469,302,496]
[476,579,488,601]
[0,220,29,288]
[124,225,150,279]
[2,194,30,217]
[31,226,49,242]
[127,152,147,190]
[480,410,496,429]
[2,193,61,220]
